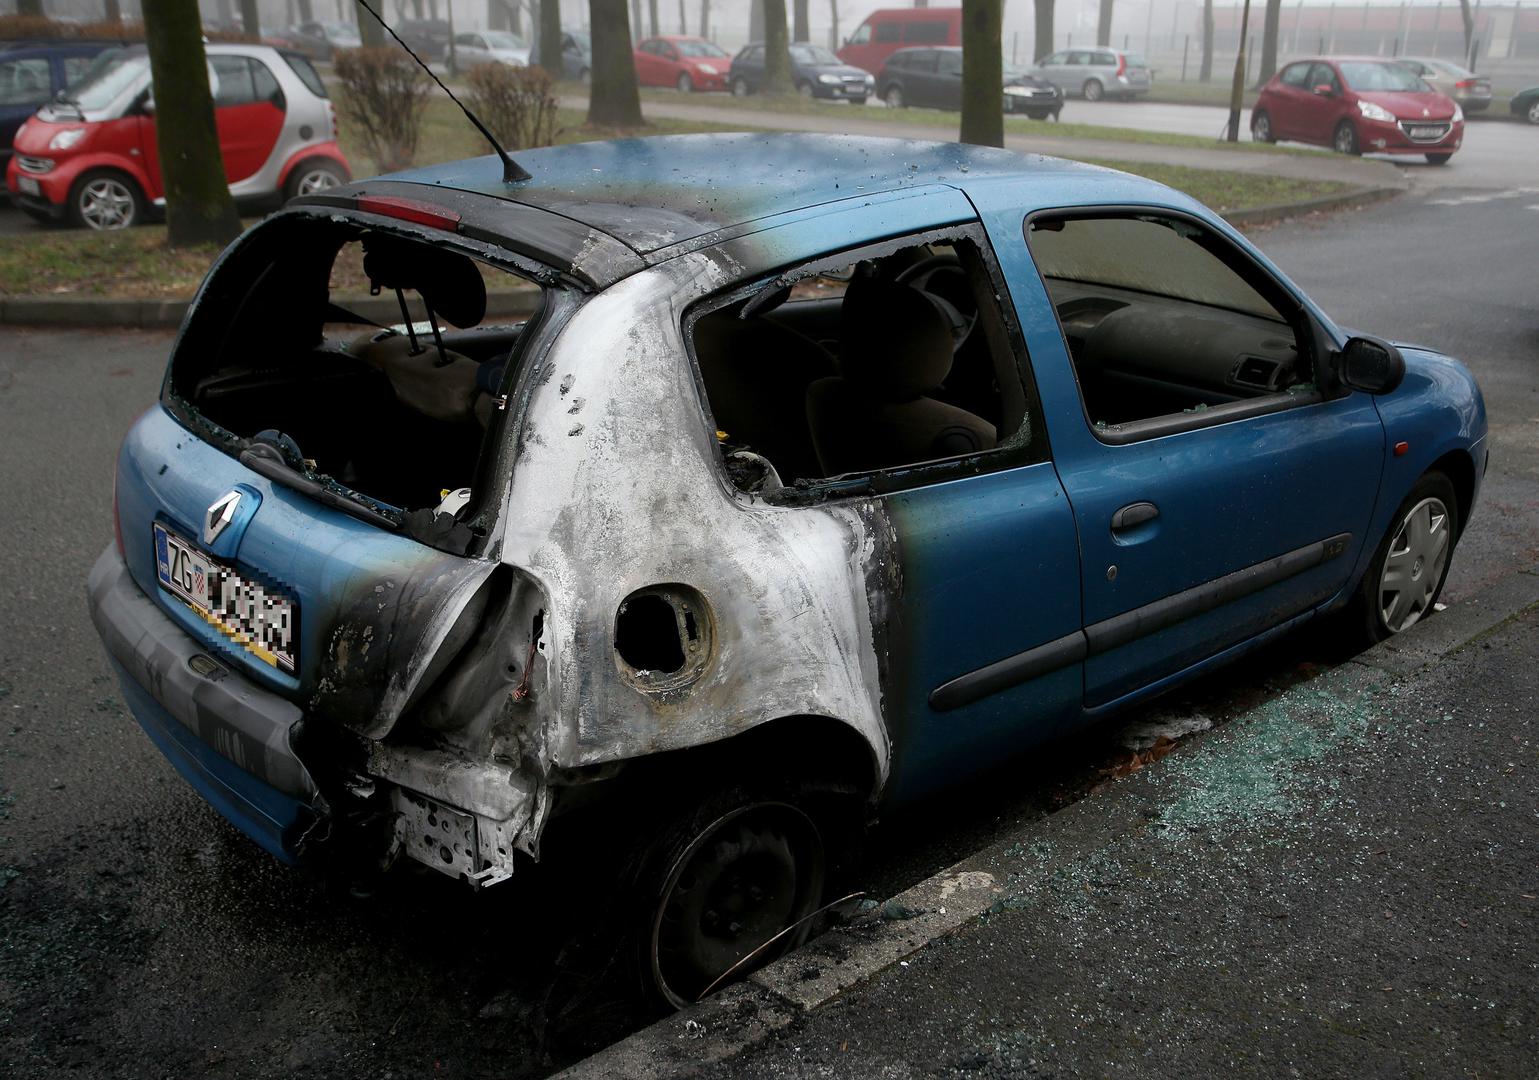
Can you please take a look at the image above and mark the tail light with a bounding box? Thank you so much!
[1455,79,1475,89]
[1116,54,1127,76]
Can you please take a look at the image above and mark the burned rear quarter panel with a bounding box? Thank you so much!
[495,188,988,794]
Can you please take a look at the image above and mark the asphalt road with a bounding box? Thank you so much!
[1,188,1535,1078]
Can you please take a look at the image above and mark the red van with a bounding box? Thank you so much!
[837,7,962,76]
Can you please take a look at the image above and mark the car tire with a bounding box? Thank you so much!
[634,784,833,1010]
[1026,108,1051,120]
[1333,120,1361,155]
[1338,472,1459,650]
[1424,152,1453,165]
[848,95,868,106]
[677,72,693,93]
[282,158,349,201]
[884,84,905,108]
[1526,99,1539,124]
[731,76,751,97]
[1251,109,1275,143]
[67,169,146,231]
[796,80,814,98]
[1083,78,1104,102]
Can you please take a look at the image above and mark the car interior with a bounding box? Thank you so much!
[1025,214,1312,431]
[689,235,1032,492]
[167,217,538,519]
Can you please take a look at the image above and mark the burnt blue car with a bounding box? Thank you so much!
[89,133,1486,1009]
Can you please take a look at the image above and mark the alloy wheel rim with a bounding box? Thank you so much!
[296,168,340,196]
[1254,114,1270,140]
[80,178,134,230]
[1335,125,1355,153]
[1528,100,1539,123]
[1379,496,1451,633]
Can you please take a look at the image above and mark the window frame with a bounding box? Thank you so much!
[1022,205,1334,447]
[683,222,1053,506]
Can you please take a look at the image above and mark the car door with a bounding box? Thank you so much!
[990,206,1385,709]
[1267,61,1313,139]
[905,49,938,106]
[208,56,286,185]
[737,44,765,91]
[1300,61,1346,144]
[935,49,963,110]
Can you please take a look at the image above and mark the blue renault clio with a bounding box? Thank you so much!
[88,134,1486,1008]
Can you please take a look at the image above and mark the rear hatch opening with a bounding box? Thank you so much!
[163,209,567,556]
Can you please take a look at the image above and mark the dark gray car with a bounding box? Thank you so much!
[729,41,872,101]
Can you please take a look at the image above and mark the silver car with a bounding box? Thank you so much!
[1033,47,1152,101]
[1394,56,1493,113]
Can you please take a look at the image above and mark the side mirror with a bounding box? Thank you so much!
[1312,83,1335,96]
[1338,335,1405,395]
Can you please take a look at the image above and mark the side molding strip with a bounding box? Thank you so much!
[927,533,1352,713]
[929,631,1088,713]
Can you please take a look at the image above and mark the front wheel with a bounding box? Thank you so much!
[731,76,750,97]
[1339,472,1459,649]
[884,84,905,108]
[1082,78,1104,101]
[1526,99,1539,124]
[638,788,830,1010]
[677,72,693,93]
[68,169,145,231]
[1251,109,1275,143]
[796,80,814,98]
[1025,108,1052,121]
[1333,120,1361,155]
[1425,152,1453,165]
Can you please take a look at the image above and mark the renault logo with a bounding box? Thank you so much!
[204,491,242,544]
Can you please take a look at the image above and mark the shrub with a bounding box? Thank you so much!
[463,62,562,151]
[333,47,432,173]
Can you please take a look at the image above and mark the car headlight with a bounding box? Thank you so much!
[1452,103,1464,122]
[48,128,87,151]
[864,73,874,85]
[1003,85,1028,96]
[698,63,718,75]
[1357,100,1396,123]
[818,73,840,85]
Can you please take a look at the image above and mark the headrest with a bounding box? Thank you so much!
[838,277,954,401]
[363,237,487,329]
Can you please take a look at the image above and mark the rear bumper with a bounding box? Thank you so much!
[87,545,325,864]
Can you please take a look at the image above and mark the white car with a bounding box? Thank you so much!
[450,30,530,72]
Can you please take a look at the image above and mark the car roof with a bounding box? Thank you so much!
[369,133,1133,259]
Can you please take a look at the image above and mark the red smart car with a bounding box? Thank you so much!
[1252,56,1463,164]
[633,36,731,92]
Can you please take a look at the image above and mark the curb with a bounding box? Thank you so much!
[0,288,541,331]
[560,563,1539,1079]
[1221,183,1402,227]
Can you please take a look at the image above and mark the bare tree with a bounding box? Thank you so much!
[1033,0,1053,62]
[1458,0,1476,67]
[1200,0,1213,82]
[677,0,687,35]
[827,0,838,50]
[538,0,562,72]
[762,0,793,92]
[356,1,385,45]
[16,0,43,15]
[104,0,124,23]
[1096,0,1113,47]
[959,0,1002,146]
[793,0,808,42]
[700,0,710,39]
[631,0,643,42]
[589,0,643,125]
[239,0,259,37]
[648,0,659,37]
[1255,0,1281,86]
[141,0,242,246]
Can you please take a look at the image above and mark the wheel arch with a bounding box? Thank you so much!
[1426,447,1477,540]
[275,142,352,191]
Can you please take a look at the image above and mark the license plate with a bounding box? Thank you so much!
[1410,126,1442,139]
[17,176,40,196]
[154,523,298,674]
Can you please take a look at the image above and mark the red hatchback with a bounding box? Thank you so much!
[1252,57,1463,164]
[633,36,731,92]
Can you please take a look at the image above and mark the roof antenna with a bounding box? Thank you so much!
[351,0,532,184]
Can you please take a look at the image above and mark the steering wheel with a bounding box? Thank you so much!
[895,254,978,352]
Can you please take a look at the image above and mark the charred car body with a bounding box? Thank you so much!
[89,134,1486,1007]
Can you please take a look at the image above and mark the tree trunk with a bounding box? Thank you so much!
[538,0,563,72]
[1200,0,1214,82]
[356,1,385,44]
[240,0,260,38]
[1255,0,1281,86]
[105,0,124,24]
[632,0,643,43]
[750,0,764,42]
[700,0,710,39]
[490,0,509,30]
[677,0,687,35]
[1096,0,1114,47]
[959,0,1002,147]
[1458,0,1476,67]
[297,0,314,22]
[141,0,242,247]
[648,0,659,37]
[15,0,43,17]
[589,0,644,125]
[1032,0,1052,61]
[793,0,809,42]
[412,0,424,17]
[510,0,523,37]
[827,0,838,50]
[762,0,793,93]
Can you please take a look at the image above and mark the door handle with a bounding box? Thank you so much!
[1111,501,1159,531]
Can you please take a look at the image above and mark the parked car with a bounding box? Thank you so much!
[729,41,872,101]
[0,39,123,170]
[87,131,1485,1009]
[838,6,961,75]
[393,18,451,64]
[1510,84,1539,124]
[1032,47,1151,100]
[876,47,1061,119]
[268,21,361,62]
[633,35,730,91]
[1252,56,1464,164]
[1392,56,1492,113]
[449,30,530,72]
[560,30,591,80]
[6,44,350,229]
